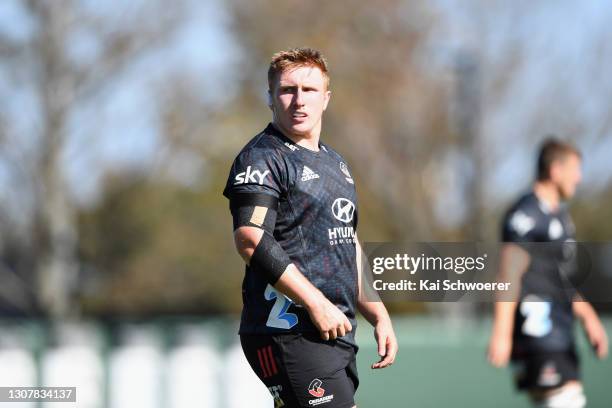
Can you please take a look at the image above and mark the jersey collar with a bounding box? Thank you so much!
[265,123,326,154]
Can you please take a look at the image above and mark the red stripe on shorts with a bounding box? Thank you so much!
[267,345,278,375]
[257,348,270,378]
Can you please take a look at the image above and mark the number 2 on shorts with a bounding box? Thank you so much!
[265,284,298,329]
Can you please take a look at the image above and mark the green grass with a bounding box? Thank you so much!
[354,316,612,407]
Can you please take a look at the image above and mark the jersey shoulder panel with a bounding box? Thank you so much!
[502,192,543,242]
[320,142,346,162]
[320,142,356,184]
[223,125,294,200]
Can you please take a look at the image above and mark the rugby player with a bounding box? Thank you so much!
[223,48,398,408]
[487,139,608,407]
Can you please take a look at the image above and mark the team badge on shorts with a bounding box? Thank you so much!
[307,379,334,406]
[268,385,285,408]
[538,361,561,387]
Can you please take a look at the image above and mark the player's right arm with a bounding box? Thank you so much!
[233,226,352,340]
[572,297,608,359]
[488,243,530,367]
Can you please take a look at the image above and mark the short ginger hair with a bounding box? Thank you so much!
[268,47,330,91]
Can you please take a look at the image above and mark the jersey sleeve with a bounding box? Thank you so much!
[223,146,286,200]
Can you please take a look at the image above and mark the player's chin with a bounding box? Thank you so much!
[560,186,576,199]
[288,123,313,135]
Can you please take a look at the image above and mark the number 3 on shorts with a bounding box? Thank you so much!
[264,284,298,329]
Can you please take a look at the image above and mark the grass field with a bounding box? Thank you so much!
[353,316,612,407]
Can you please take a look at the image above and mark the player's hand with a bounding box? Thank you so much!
[372,318,398,369]
[307,295,352,341]
[584,318,609,359]
[487,333,512,368]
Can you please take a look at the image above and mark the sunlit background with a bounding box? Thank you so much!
[0,0,611,407]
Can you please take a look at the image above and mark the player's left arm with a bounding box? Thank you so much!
[355,236,398,369]
[573,295,608,359]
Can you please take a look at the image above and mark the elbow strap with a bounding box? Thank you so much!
[251,231,291,284]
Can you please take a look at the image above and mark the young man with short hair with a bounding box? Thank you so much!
[488,139,608,408]
[224,48,397,408]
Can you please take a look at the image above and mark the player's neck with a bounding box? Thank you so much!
[533,181,561,211]
[272,121,321,152]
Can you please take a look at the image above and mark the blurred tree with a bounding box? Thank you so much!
[2,0,610,318]
[224,0,457,242]
[0,0,186,317]
[77,171,242,316]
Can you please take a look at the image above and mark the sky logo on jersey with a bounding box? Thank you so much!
[234,166,270,185]
[301,166,320,181]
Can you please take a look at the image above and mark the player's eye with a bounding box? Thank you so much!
[279,86,296,93]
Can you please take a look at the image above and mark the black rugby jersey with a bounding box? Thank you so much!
[501,191,577,354]
[223,123,359,344]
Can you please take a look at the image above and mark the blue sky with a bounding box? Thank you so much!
[422,0,612,224]
[0,0,239,212]
[429,0,612,194]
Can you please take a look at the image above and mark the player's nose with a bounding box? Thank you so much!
[293,88,305,106]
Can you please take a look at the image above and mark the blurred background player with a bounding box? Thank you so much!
[223,48,397,408]
[488,139,609,407]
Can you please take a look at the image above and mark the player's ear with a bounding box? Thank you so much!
[322,90,331,111]
[549,160,563,183]
[267,91,273,109]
